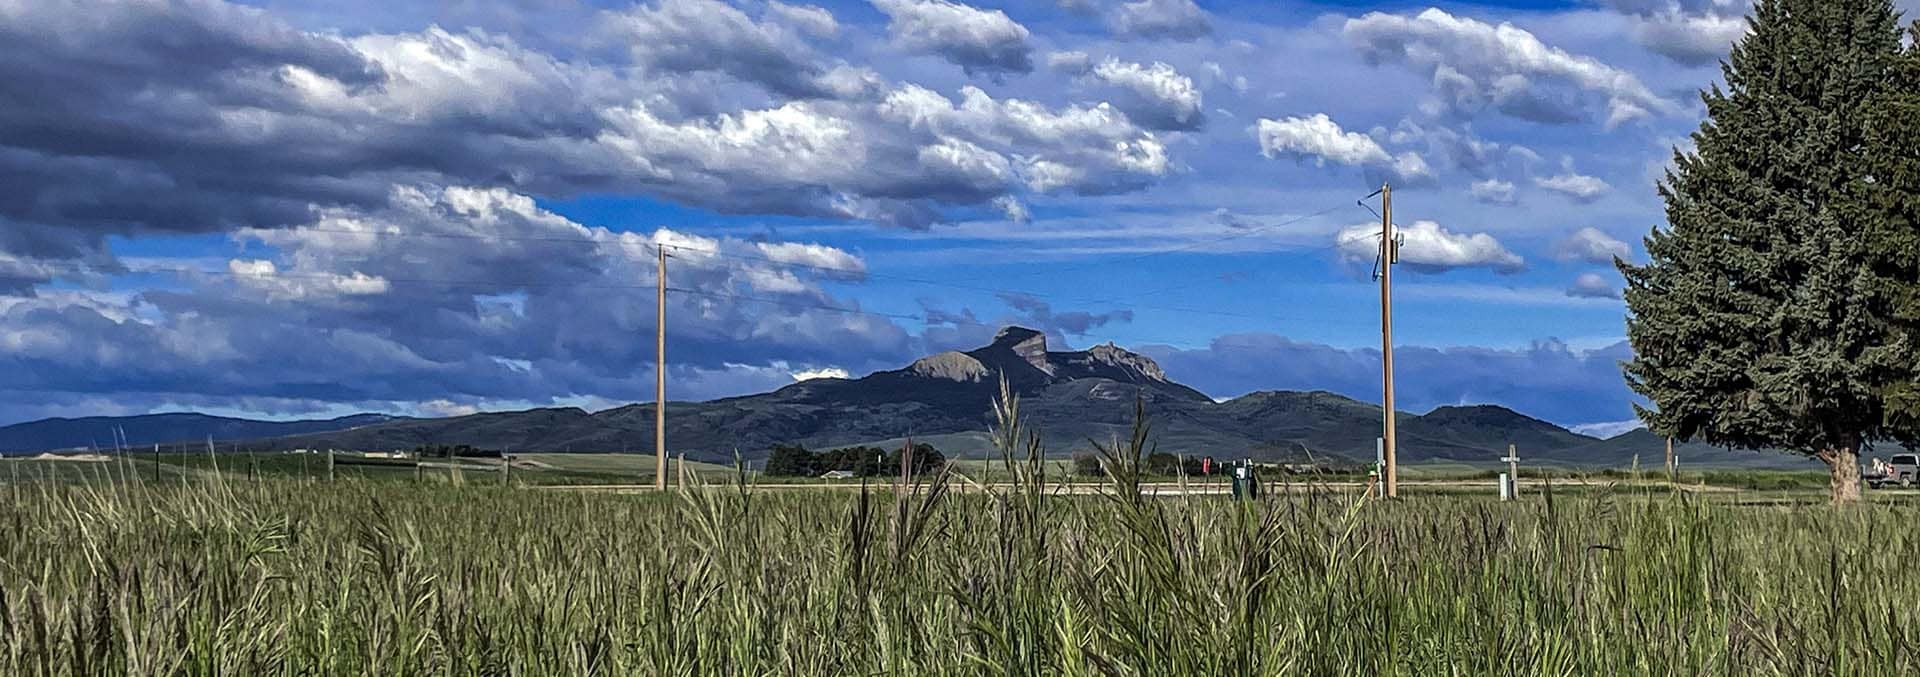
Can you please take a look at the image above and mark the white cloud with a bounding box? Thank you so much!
[766,1,841,38]
[880,84,1171,194]
[602,0,853,99]
[1570,419,1643,439]
[1603,0,1749,65]
[1046,50,1092,73]
[872,0,1034,75]
[226,259,391,300]
[1344,8,1678,127]
[791,367,851,381]
[1110,0,1212,41]
[993,195,1032,223]
[1082,58,1204,130]
[1567,271,1622,299]
[1535,171,1612,202]
[418,399,483,417]
[1554,227,1632,264]
[1337,220,1525,274]
[1469,179,1517,205]
[1257,114,1435,186]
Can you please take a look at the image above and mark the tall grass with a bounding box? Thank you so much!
[2,399,1918,674]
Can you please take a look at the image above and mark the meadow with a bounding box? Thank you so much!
[3,444,1919,675]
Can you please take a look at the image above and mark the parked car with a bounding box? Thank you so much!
[1866,454,1918,489]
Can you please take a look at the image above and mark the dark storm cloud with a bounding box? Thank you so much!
[0,0,1177,260]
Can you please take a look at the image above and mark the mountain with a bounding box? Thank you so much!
[0,413,403,454]
[1549,428,1819,469]
[0,327,1824,468]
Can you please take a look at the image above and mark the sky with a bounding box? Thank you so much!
[3,0,1915,436]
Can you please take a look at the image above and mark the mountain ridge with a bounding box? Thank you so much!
[0,327,1819,468]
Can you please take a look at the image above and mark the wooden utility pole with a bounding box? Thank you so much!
[1665,436,1675,483]
[655,245,669,490]
[899,436,912,489]
[1378,182,1399,498]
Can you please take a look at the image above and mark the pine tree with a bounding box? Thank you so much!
[1619,0,1917,502]
[1875,21,1920,431]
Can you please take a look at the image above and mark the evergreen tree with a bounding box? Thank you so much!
[1619,0,1918,501]
[764,444,817,477]
[1875,20,1920,429]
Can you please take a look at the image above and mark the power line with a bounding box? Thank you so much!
[1129,229,1384,299]
[18,191,1389,330]
[668,287,1221,350]
[665,287,921,321]
[963,201,1353,283]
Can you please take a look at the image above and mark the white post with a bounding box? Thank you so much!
[1498,472,1511,501]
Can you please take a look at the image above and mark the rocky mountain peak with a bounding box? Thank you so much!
[908,351,989,382]
[987,326,1053,375]
[1084,342,1168,382]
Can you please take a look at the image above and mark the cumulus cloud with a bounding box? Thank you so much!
[0,0,1185,260]
[1077,58,1205,131]
[1257,114,1435,186]
[791,367,851,381]
[881,84,1171,195]
[1110,0,1213,41]
[1140,334,1639,427]
[1535,170,1612,202]
[1567,271,1622,299]
[1554,227,1632,264]
[1344,8,1678,127]
[1469,179,1517,205]
[1603,0,1750,65]
[872,0,1034,75]
[0,184,916,419]
[766,1,841,37]
[1336,220,1525,274]
[603,0,857,99]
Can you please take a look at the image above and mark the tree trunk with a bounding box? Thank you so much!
[1819,445,1862,503]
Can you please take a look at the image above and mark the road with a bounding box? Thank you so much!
[537,477,1740,496]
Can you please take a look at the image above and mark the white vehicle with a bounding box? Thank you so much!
[1866,454,1918,489]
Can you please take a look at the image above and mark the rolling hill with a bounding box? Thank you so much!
[0,413,403,453]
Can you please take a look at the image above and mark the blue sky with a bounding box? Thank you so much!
[4,0,1912,435]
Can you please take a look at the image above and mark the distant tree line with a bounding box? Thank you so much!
[412,444,501,459]
[764,443,946,477]
[1072,452,1212,478]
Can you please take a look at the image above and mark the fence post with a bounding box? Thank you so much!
[502,454,511,487]
[327,449,336,482]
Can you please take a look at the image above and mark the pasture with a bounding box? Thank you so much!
[2,452,1917,674]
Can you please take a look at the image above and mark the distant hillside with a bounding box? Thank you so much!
[1549,428,1819,469]
[2,327,1834,469]
[245,327,1629,466]
[0,413,402,453]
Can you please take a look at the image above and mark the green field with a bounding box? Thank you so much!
[3,457,1919,674]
